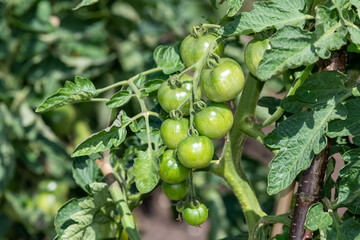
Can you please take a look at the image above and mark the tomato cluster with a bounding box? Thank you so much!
[157,30,243,226]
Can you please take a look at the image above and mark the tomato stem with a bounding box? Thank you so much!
[96,109,141,240]
[261,64,314,128]
[96,67,162,94]
[189,170,197,199]
[220,74,266,238]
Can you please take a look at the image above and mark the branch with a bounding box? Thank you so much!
[220,74,266,238]
[290,45,348,240]
[96,109,141,240]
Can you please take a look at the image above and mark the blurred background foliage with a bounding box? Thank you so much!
[0,0,277,239]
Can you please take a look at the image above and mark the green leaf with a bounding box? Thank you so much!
[153,45,185,74]
[353,136,360,146]
[73,0,100,10]
[106,90,132,109]
[337,148,360,213]
[328,97,360,137]
[305,203,333,231]
[36,76,98,113]
[133,148,160,194]
[348,26,360,45]
[227,0,243,17]
[257,6,347,80]
[339,217,360,239]
[60,183,109,240]
[266,71,350,194]
[348,43,360,53]
[295,71,351,105]
[143,79,164,93]
[54,199,81,238]
[72,112,129,157]
[350,0,360,17]
[273,0,306,11]
[258,96,281,115]
[129,121,138,133]
[280,95,305,113]
[72,154,101,194]
[218,1,311,36]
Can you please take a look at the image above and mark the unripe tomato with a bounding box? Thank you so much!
[159,149,190,184]
[157,75,201,116]
[183,202,208,226]
[200,58,244,102]
[244,38,270,79]
[177,136,214,169]
[161,181,188,201]
[194,102,233,139]
[180,33,224,67]
[160,118,189,149]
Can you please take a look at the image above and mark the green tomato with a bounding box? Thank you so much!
[43,105,76,137]
[180,33,224,67]
[159,149,190,184]
[157,75,201,116]
[161,181,188,201]
[183,202,208,226]
[200,58,244,102]
[160,118,189,149]
[194,102,233,139]
[244,38,270,79]
[177,136,214,169]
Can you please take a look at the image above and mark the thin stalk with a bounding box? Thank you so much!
[261,64,314,128]
[177,64,196,79]
[96,67,162,94]
[128,80,153,150]
[96,109,141,240]
[90,98,110,102]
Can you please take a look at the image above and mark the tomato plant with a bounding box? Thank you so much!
[3,0,357,239]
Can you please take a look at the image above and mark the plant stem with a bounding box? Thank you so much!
[95,109,141,240]
[289,142,332,240]
[97,153,140,240]
[96,67,162,94]
[128,80,153,150]
[261,64,314,128]
[90,98,110,102]
[220,74,266,238]
[233,74,264,173]
[290,45,348,240]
